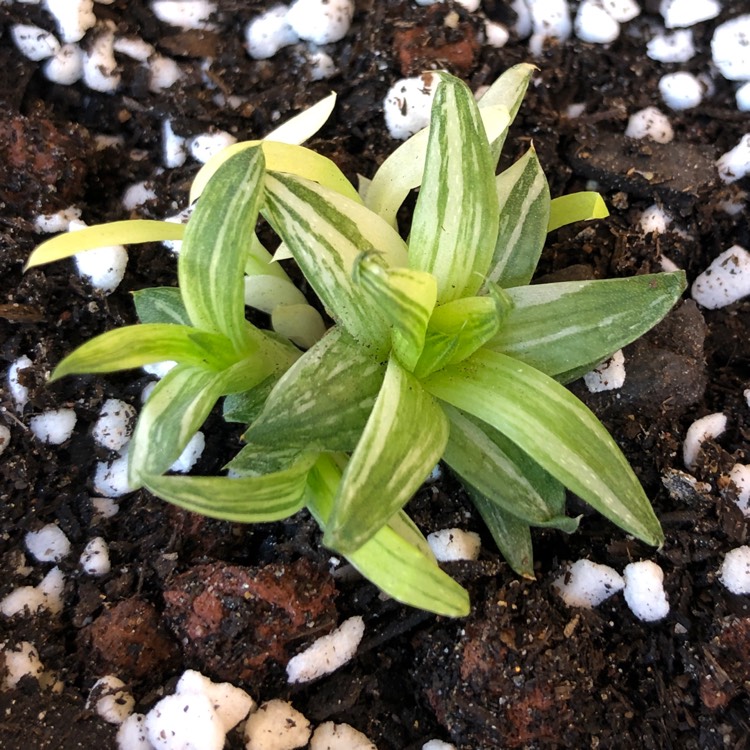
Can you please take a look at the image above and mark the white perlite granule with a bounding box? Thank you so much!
[711,15,750,82]
[639,203,673,234]
[659,71,703,111]
[427,528,481,561]
[44,43,84,85]
[0,567,65,618]
[682,412,727,471]
[584,349,625,392]
[286,616,365,683]
[170,431,205,473]
[87,675,135,725]
[553,559,625,608]
[691,245,750,309]
[45,0,97,43]
[286,0,354,45]
[146,693,225,750]
[30,408,77,445]
[309,722,378,750]
[719,546,750,594]
[116,713,150,750]
[623,561,669,622]
[188,130,238,163]
[94,451,134,497]
[574,0,620,45]
[150,0,216,30]
[660,0,720,29]
[93,398,136,452]
[175,670,255,733]
[2,641,46,690]
[728,464,750,516]
[8,355,33,412]
[384,73,437,140]
[80,537,111,576]
[25,524,71,563]
[245,6,299,60]
[624,106,673,143]
[11,24,61,60]
[0,425,10,457]
[244,699,311,750]
[647,28,694,63]
[717,135,750,184]
[422,741,457,750]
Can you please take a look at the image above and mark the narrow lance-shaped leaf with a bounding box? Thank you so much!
[245,327,386,453]
[323,357,449,554]
[352,252,437,371]
[306,455,470,617]
[49,323,236,381]
[263,172,408,351]
[423,349,664,546]
[408,73,500,303]
[442,406,577,531]
[264,91,336,144]
[179,147,265,354]
[143,454,315,523]
[486,272,687,380]
[548,192,608,232]
[133,288,190,326]
[485,146,550,289]
[25,220,185,270]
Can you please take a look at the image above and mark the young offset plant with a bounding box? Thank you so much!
[28,65,686,616]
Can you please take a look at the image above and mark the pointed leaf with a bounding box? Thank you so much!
[50,324,235,381]
[548,192,608,233]
[324,357,449,553]
[485,146,550,289]
[306,455,469,617]
[26,220,185,269]
[245,327,385,452]
[143,456,314,522]
[263,172,408,349]
[133,288,190,326]
[179,147,265,353]
[468,487,535,578]
[423,349,664,546]
[265,91,336,144]
[487,272,687,379]
[409,73,500,303]
[352,253,437,371]
[443,406,577,531]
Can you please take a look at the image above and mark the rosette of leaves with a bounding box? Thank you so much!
[29,65,686,616]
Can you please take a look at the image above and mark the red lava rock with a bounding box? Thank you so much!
[0,111,90,214]
[393,7,479,77]
[162,559,338,683]
[81,597,180,680]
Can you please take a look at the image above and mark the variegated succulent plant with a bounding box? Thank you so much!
[29,65,685,616]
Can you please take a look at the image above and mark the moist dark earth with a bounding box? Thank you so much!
[1,1,750,748]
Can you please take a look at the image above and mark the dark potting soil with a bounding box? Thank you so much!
[1,1,750,748]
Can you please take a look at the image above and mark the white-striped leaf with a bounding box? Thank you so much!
[408,73,500,303]
[128,364,230,485]
[467,487,535,578]
[222,375,278,424]
[414,290,511,379]
[179,147,265,354]
[548,191,608,233]
[244,327,385,452]
[486,272,687,379]
[485,146,550,289]
[443,406,577,531]
[25,220,185,269]
[225,443,306,476]
[323,357,449,554]
[423,349,664,546]
[263,172,408,350]
[305,455,469,616]
[143,456,314,523]
[352,253,437,371]
[133,288,190,326]
[49,323,235,381]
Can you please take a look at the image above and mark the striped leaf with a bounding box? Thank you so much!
[225,443,307,476]
[133,288,190,326]
[143,455,315,523]
[263,172,408,350]
[414,290,512,379]
[323,357,449,554]
[244,327,385,453]
[443,406,577,531]
[223,376,278,424]
[468,487,535,578]
[486,272,687,380]
[548,191,608,233]
[179,147,265,354]
[423,349,664,546]
[485,146,550,289]
[25,220,185,269]
[306,455,469,617]
[128,364,231,485]
[352,253,437,371]
[408,73,500,303]
[49,323,235,381]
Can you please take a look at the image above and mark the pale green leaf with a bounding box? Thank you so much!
[423,349,664,546]
[270,304,327,350]
[324,357,449,553]
[486,272,687,379]
[143,455,315,522]
[265,91,336,144]
[180,147,265,353]
[306,455,469,617]
[222,376,278,423]
[485,146,550,289]
[26,220,185,270]
[263,172,408,350]
[408,73,500,303]
[50,323,235,381]
[548,192,609,233]
[443,406,577,531]
[244,327,385,452]
[133,288,190,326]
[352,253,437,371]
[225,443,306,476]
[244,275,308,313]
[244,233,290,280]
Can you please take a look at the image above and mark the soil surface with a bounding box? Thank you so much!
[1,2,750,749]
